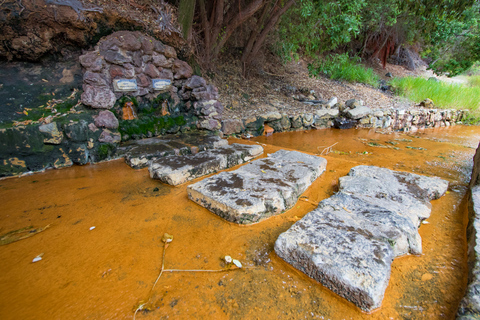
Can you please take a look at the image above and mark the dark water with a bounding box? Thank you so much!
[0,60,83,125]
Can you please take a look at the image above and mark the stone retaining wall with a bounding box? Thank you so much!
[222,101,469,137]
[458,142,480,319]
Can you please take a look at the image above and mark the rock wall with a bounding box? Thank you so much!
[222,99,468,137]
[458,142,480,319]
[79,31,223,131]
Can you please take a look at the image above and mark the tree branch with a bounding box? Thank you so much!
[212,0,265,56]
[241,0,296,64]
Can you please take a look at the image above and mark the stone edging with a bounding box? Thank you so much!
[458,142,480,319]
[222,99,469,137]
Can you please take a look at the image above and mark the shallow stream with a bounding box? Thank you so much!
[0,126,479,319]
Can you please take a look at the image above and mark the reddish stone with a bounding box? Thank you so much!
[83,71,107,87]
[144,63,160,78]
[264,124,274,136]
[158,68,174,80]
[94,110,119,129]
[137,74,150,87]
[109,65,124,79]
[79,51,104,71]
[173,59,193,79]
[152,52,172,68]
[81,85,116,109]
[163,45,177,58]
[116,31,142,51]
[141,38,154,54]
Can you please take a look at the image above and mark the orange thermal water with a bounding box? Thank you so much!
[0,126,479,319]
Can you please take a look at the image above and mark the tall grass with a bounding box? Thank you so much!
[468,75,480,87]
[390,76,480,114]
[308,53,379,87]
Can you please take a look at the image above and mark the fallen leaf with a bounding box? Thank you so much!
[232,259,242,268]
[162,233,173,243]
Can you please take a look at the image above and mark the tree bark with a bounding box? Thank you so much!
[211,0,265,56]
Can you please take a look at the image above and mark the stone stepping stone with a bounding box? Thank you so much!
[148,143,264,185]
[187,150,327,224]
[275,166,448,312]
[116,132,228,169]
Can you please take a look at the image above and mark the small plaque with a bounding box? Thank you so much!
[113,79,138,92]
[152,79,172,91]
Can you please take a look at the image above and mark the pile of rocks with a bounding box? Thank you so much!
[79,31,223,132]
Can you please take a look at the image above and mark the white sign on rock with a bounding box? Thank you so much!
[152,79,172,91]
[113,79,138,92]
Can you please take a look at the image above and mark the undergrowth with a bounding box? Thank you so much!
[389,77,480,114]
[308,53,379,87]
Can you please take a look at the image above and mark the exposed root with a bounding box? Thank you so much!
[0,224,51,246]
[134,233,250,318]
[317,142,338,155]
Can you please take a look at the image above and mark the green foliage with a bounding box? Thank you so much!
[97,143,116,161]
[274,0,480,77]
[421,3,480,76]
[389,76,480,113]
[276,0,365,62]
[308,53,379,86]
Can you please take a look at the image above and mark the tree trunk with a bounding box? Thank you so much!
[241,0,296,66]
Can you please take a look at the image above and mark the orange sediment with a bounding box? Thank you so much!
[0,125,478,319]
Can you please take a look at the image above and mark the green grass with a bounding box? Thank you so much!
[308,53,379,87]
[468,75,480,87]
[390,76,480,114]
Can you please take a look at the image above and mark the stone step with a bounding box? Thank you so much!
[116,132,228,169]
[275,166,448,312]
[187,150,327,224]
[148,143,264,185]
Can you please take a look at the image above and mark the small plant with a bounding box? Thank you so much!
[308,53,379,87]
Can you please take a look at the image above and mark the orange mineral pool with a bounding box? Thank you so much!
[0,125,479,319]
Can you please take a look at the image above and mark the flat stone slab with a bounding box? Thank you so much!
[187,150,327,224]
[339,165,449,226]
[148,143,263,185]
[117,132,228,169]
[275,165,448,312]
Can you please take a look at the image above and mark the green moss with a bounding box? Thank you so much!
[10,91,81,125]
[97,143,116,161]
[118,114,188,139]
[175,115,186,126]
[256,125,264,136]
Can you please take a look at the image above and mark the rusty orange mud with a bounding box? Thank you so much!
[0,126,479,319]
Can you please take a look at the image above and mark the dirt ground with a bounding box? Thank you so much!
[210,54,440,121]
